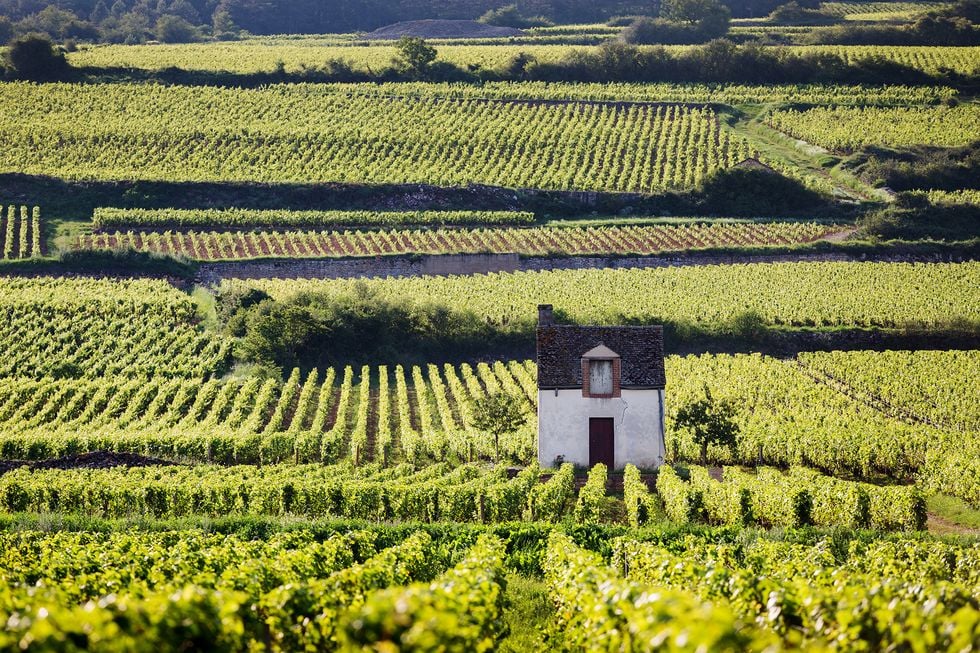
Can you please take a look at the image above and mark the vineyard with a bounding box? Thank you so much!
[0,344,974,502]
[0,206,42,260]
[0,83,751,191]
[236,261,980,331]
[2,9,980,648]
[66,40,980,75]
[786,44,980,75]
[0,247,977,651]
[0,524,973,650]
[766,103,980,151]
[0,277,231,378]
[0,360,540,466]
[74,222,840,260]
[553,533,980,651]
[817,1,941,17]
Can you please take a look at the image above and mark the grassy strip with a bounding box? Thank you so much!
[0,250,198,280]
[497,573,556,652]
[927,494,980,531]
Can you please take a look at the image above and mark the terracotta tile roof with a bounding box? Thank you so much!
[536,324,666,389]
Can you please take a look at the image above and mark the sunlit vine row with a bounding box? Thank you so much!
[0,206,42,259]
[75,222,839,260]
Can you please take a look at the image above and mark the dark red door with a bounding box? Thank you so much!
[589,418,614,468]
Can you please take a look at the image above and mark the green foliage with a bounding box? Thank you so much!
[239,261,980,335]
[699,167,828,215]
[622,0,730,44]
[622,464,659,528]
[527,463,575,521]
[339,534,507,652]
[394,36,437,77]
[688,466,753,526]
[674,385,739,465]
[573,464,607,524]
[478,4,552,28]
[655,465,705,523]
[860,199,980,241]
[614,536,980,650]
[769,105,980,152]
[225,287,508,371]
[0,464,559,524]
[674,465,925,531]
[0,82,747,193]
[154,14,201,43]
[2,33,70,80]
[471,393,526,462]
[92,207,535,229]
[544,532,768,651]
[76,221,841,262]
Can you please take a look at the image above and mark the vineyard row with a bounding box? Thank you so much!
[74,222,839,261]
[0,528,506,652]
[0,461,927,532]
[64,43,980,76]
[0,206,42,260]
[92,207,535,229]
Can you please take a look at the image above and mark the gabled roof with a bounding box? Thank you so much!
[582,344,619,359]
[537,325,666,389]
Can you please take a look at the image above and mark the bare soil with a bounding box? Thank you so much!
[927,513,980,536]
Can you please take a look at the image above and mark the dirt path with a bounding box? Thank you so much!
[927,513,980,536]
[733,106,878,202]
[823,227,859,242]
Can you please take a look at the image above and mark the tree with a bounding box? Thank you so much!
[3,33,70,81]
[479,4,551,28]
[674,384,739,465]
[663,0,729,23]
[470,393,526,463]
[154,14,201,42]
[0,16,13,45]
[394,36,436,77]
[212,6,238,38]
[90,0,110,25]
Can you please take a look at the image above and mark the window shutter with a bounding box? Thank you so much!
[590,360,613,395]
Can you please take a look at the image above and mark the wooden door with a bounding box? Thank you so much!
[589,417,614,468]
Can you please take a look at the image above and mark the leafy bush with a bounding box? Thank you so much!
[155,14,202,43]
[478,4,552,28]
[699,166,828,214]
[224,288,511,372]
[2,33,70,80]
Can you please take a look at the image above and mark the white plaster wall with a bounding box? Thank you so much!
[537,388,665,470]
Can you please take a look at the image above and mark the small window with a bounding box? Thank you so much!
[590,360,613,395]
